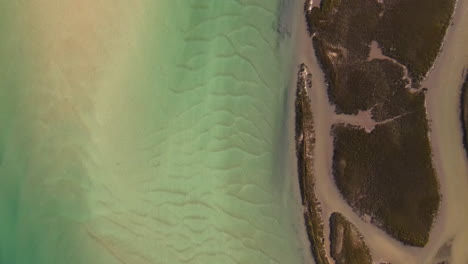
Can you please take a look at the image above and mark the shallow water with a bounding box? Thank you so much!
[0,1,310,263]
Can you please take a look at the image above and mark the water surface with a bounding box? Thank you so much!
[0,1,308,263]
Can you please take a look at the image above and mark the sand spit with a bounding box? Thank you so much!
[295,63,330,264]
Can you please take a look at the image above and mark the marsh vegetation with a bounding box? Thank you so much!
[461,74,468,156]
[295,64,330,264]
[304,0,454,246]
[329,212,372,264]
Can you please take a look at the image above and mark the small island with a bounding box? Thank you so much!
[329,212,372,264]
[295,63,330,264]
[303,0,455,247]
[461,73,468,157]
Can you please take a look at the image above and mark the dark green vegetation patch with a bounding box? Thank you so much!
[306,0,455,114]
[295,64,330,264]
[332,111,439,246]
[329,213,372,264]
[305,0,453,247]
[376,0,454,83]
[461,73,468,157]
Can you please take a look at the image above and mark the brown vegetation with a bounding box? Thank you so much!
[461,73,468,157]
[295,64,330,264]
[332,111,439,246]
[329,212,372,264]
[303,0,454,246]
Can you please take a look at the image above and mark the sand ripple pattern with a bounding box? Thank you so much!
[82,1,305,264]
[0,0,304,263]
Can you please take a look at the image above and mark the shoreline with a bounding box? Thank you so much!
[284,1,321,263]
[291,0,330,264]
[422,0,468,259]
[294,63,330,264]
[307,0,441,247]
[420,0,460,85]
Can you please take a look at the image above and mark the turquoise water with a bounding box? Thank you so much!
[0,1,306,263]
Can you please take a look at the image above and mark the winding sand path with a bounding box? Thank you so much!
[421,0,468,262]
[293,3,421,263]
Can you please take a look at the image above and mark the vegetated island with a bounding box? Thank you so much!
[461,72,468,157]
[295,63,330,264]
[329,212,372,264]
[304,0,455,246]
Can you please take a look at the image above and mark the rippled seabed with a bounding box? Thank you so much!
[0,1,305,263]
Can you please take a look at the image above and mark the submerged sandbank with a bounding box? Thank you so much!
[0,1,312,263]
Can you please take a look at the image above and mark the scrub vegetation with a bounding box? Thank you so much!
[295,64,330,264]
[332,114,439,246]
[304,0,453,247]
[461,73,468,157]
[329,212,372,264]
[306,0,455,96]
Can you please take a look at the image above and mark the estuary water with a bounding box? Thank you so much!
[0,1,311,263]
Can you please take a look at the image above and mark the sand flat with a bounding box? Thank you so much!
[0,1,312,263]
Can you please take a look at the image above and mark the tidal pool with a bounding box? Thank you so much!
[0,1,310,263]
